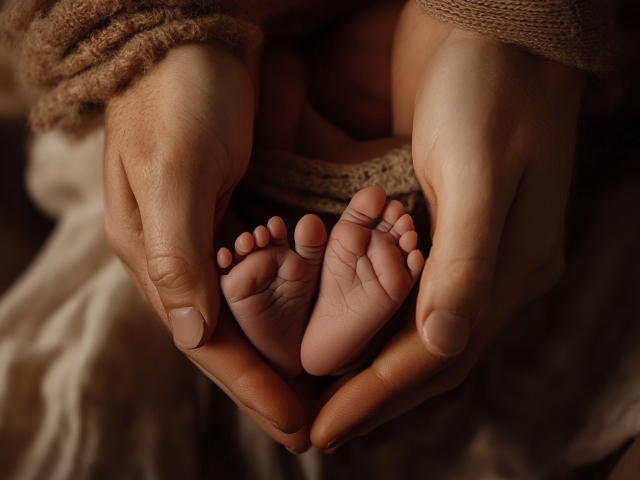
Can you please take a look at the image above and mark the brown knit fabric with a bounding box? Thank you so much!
[415,0,614,72]
[239,145,423,216]
[0,0,614,134]
[0,0,265,133]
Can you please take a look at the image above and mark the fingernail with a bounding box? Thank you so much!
[169,308,205,349]
[422,311,471,357]
[286,447,301,455]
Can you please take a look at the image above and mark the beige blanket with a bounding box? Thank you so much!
[1,126,640,479]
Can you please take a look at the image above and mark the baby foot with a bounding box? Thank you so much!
[217,215,327,378]
[301,185,424,376]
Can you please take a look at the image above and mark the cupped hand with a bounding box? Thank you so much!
[311,7,585,450]
[104,42,311,451]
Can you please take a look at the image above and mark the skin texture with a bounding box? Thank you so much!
[301,185,424,376]
[216,186,422,380]
[102,0,586,453]
[217,214,327,379]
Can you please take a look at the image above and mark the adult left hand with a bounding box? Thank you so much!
[310,6,586,451]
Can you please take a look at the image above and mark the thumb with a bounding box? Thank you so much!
[416,176,514,358]
[135,169,223,351]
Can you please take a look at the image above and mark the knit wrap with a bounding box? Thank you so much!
[0,0,614,134]
[240,145,423,217]
[0,0,264,133]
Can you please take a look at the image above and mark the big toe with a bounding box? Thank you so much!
[342,185,387,226]
[294,214,327,263]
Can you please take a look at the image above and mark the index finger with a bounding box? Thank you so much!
[187,306,312,450]
[311,267,523,450]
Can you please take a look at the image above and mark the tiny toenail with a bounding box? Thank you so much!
[422,311,471,357]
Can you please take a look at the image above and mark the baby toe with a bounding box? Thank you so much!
[399,230,418,254]
[235,231,255,260]
[216,248,232,270]
[380,200,405,226]
[267,216,288,246]
[392,214,415,237]
[342,185,387,226]
[253,225,270,248]
[407,249,425,279]
[294,214,327,263]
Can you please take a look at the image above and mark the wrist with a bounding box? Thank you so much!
[106,40,255,189]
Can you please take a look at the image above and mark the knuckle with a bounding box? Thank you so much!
[146,247,199,293]
[371,367,401,397]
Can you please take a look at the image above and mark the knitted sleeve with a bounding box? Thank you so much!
[415,0,614,72]
[0,0,265,134]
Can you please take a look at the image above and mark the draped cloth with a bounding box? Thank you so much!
[1,128,640,478]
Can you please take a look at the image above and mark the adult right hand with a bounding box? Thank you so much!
[104,42,311,451]
[311,5,584,451]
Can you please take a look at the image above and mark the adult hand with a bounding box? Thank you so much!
[104,43,311,451]
[311,6,585,450]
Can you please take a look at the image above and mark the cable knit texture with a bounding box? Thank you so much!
[0,0,614,134]
[416,0,614,72]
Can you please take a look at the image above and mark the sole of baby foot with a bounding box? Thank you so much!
[301,185,424,376]
[217,214,327,378]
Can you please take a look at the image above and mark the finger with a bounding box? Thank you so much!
[415,160,518,358]
[120,150,223,352]
[313,332,482,451]
[188,315,312,452]
[103,140,168,320]
[310,326,450,449]
[312,263,523,451]
[188,307,309,439]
